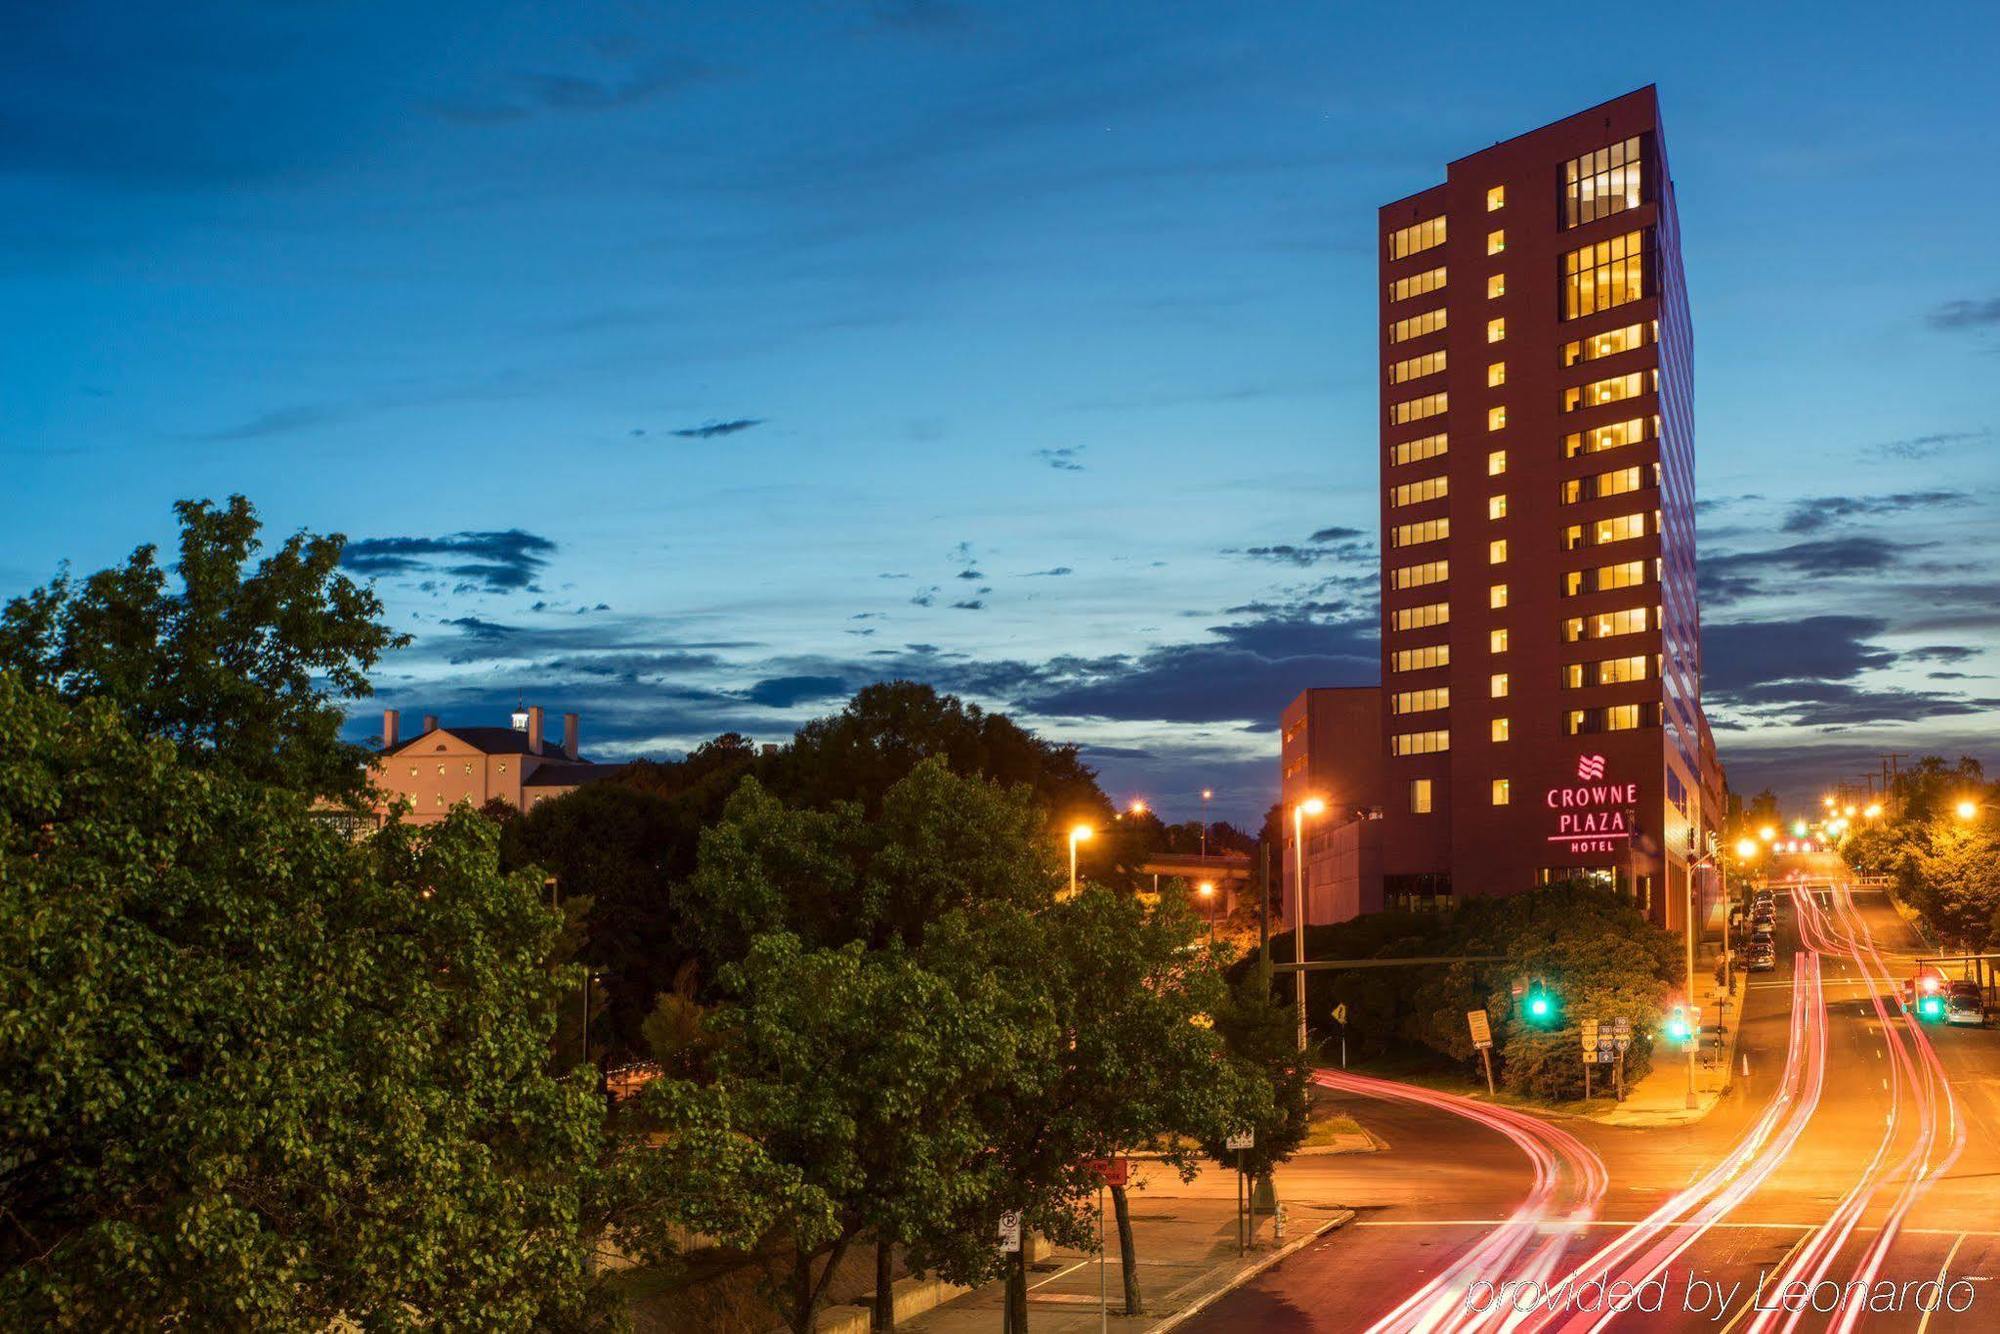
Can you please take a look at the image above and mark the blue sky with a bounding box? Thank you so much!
[5,1,1998,824]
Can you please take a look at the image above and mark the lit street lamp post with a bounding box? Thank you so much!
[1068,824,1093,898]
[1201,787,1213,858]
[1199,880,1217,940]
[1291,798,1326,1053]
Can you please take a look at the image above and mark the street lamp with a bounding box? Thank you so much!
[1201,787,1214,858]
[1953,799,1990,821]
[1198,880,1217,939]
[1292,797,1327,1053]
[1863,804,1883,820]
[1128,799,1148,817]
[1758,825,1776,843]
[1067,823,1093,897]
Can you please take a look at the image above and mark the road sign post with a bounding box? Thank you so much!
[1332,1002,1349,1069]
[1612,1016,1632,1101]
[1580,1018,1599,1100]
[1467,1009,1495,1097]
[1226,1130,1254,1253]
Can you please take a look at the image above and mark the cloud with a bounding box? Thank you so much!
[1308,526,1365,543]
[909,586,938,607]
[742,674,851,708]
[1780,490,1968,534]
[1928,297,2000,331]
[432,58,712,124]
[1024,566,1073,577]
[1863,429,1990,462]
[1702,616,1896,694]
[342,529,557,593]
[1906,644,1979,664]
[671,418,765,439]
[1715,680,2000,728]
[956,568,985,580]
[185,404,345,442]
[950,598,986,611]
[1034,446,1085,472]
[1700,536,1911,605]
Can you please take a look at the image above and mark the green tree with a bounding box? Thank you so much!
[1910,817,2000,949]
[0,676,612,1329]
[0,496,405,802]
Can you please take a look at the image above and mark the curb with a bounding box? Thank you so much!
[1145,1208,1355,1333]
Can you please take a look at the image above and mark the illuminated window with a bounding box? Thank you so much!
[1492,778,1511,806]
[1389,216,1447,259]
[1487,449,1507,476]
[1389,307,1447,344]
[1566,703,1658,734]
[1561,606,1651,641]
[1561,320,1653,367]
[1487,405,1507,431]
[1490,628,1509,653]
[1391,391,1448,425]
[1389,348,1447,384]
[1563,136,1642,228]
[1489,583,1508,609]
[1391,431,1448,467]
[1392,644,1451,672]
[1488,539,1508,565]
[1563,370,1655,413]
[1491,717,1510,742]
[1486,229,1505,255]
[1391,686,1450,714]
[1488,494,1507,520]
[1563,561,1648,597]
[1411,778,1434,813]
[1487,361,1506,387]
[1392,560,1449,590]
[1563,231,1647,319]
[1487,317,1506,343]
[1487,273,1506,299]
[1390,475,1449,507]
[1594,513,1647,545]
[1563,464,1648,505]
[1390,266,1447,303]
[1486,185,1505,211]
[1391,517,1450,548]
[1392,729,1451,756]
[1490,673,1509,699]
[1393,600,1449,632]
[1564,415,1655,459]
[498,762,507,773]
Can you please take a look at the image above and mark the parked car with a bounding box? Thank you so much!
[1752,919,1775,942]
[1746,944,1776,973]
[1947,981,1988,1027]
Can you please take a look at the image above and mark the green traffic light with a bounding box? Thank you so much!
[1529,995,1550,1018]
[1918,996,1945,1020]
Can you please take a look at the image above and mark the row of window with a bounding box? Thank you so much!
[1389,265,1446,303]
[1562,653,1655,687]
[1563,464,1651,504]
[1389,215,1447,260]
[1391,644,1450,673]
[1567,702,1660,734]
[1392,600,1449,631]
[1391,516,1449,548]
[1563,367,1657,413]
[1563,136,1643,228]
[1562,511,1649,548]
[1390,391,1448,425]
[1393,703,1659,781]
[1391,431,1448,467]
[1564,415,1655,458]
[1389,307,1446,344]
[1390,474,1448,507]
[1565,606,1652,641]
[1392,559,1449,589]
[1562,319,1655,367]
[1391,727,1449,756]
[1562,560,1650,596]
[1391,686,1450,715]
[1389,348,1446,384]
[1562,230,1646,319]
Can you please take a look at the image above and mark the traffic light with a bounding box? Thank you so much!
[1665,1005,1691,1042]
[1523,979,1561,1028]
[1918,993,1946,1021]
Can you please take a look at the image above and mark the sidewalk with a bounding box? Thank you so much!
[863,1152,1361,1333]
[1591,919,1744,1128]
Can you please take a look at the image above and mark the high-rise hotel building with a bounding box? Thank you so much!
[1286,87,1724,932]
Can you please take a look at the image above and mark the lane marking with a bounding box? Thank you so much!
[1915,1231,1968,1334]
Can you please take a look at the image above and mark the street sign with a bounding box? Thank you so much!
[1597,1037,1615,1062]
[1612,1015,1631,1035]
[999,1211,1021,1253]
[1331,1003,1348,1026]
[1226,1130,1255,1151]
[1579,1018,1599,1056]
[1467,1008,1493,1049]
[1085,1157,1130,1188]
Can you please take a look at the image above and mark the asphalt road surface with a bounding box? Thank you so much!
[1182,859,2000,1332]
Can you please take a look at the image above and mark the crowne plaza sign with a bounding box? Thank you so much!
[1546,753,1637,853]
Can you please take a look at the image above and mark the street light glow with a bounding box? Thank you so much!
[1956,800,1979,820]
[1734,837,1758,859]
[1070,823,1094,843]
[1197,880,1215,898]
[1128,799,1147,815]
[1299,797,1327,817]
[1758,826,1776,842]
[1864,804,1882,819]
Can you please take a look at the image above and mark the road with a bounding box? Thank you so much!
[1181,864,2000,1332]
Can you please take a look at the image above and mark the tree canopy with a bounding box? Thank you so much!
[0,496,405,802]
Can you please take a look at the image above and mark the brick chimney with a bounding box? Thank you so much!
[422,714,439,734]
[382,709,400,751]
[527,705,544,756]
[562,712,579,761]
